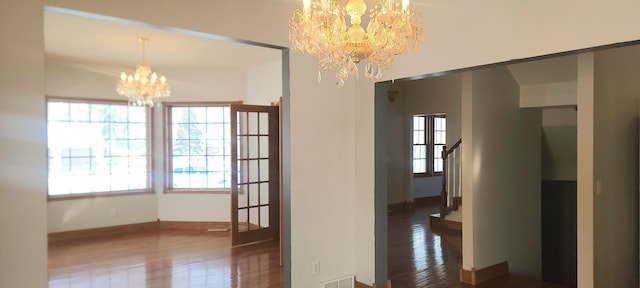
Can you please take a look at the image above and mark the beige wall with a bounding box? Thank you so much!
[593,45,640,287]
[247,59,283,106]
[576,52,595,288]
[464,66,542,276]
[0,1,47,287]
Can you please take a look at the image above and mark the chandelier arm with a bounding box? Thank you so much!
[289,0,424,86]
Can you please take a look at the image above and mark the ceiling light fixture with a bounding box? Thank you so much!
[289,0,424,87]
[116,37,170,107]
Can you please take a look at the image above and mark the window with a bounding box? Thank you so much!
[166,104,232,191]
[412,114,446,176]
[47,98,151,196]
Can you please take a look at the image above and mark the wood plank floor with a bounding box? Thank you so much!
[48,230,282,288]
[49,201,560,288]
[388,200,562,288]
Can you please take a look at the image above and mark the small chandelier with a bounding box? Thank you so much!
[289,0,424,87]
[116,37,170,107]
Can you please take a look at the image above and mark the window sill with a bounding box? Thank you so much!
[164,188,231,195]
[413,173,444,178]
[47,190,154,202]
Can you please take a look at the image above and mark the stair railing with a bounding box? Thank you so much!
[441,139,462,217]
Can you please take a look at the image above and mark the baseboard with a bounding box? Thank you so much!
[355,279,391,288]
[159,221,230,231]
[459,261,509,286]
[49,221,231,243]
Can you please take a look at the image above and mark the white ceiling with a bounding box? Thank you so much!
[44,11,282,69]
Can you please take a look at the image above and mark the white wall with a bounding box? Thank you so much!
[0,1,48,287]
[541,108,577,181]
[520,82,578,108]
[45,57,249,231]
[4,0,640,287]
[593,45,640,287]
[290,53,357,287]
[464,66,542,276]
[247,59,282,106]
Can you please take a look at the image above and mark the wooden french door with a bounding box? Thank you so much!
[230,104,280,246]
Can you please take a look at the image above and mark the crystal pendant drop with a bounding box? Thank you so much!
[318,70,322,84]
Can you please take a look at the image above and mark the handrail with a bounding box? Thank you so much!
[443,138,462,158]
[441,138,462,218]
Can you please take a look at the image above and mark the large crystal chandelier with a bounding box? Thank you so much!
[289,0,424,87]
[116,37,170,107]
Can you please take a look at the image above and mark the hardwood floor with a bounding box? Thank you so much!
[388,200,562,288]
[49,201,559,288]
[48,230,282,288]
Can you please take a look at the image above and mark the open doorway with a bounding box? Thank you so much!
[44,7,289,287]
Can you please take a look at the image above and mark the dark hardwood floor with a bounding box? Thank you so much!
[49,201,559,288]
[388,200,562,288]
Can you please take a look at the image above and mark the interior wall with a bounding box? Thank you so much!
[593,45,640,287]
[44,57,248,232]
[541,108,578,181]
[468,66,542,276]
[576,52,595,288]
[247,59,283,105]
[0,1,48,287]
[289,53,357,287]
[385,82,409,205]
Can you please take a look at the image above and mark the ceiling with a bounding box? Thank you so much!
[44,11,282,69]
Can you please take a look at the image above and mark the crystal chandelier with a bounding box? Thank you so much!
[116,37,170,107]
[289,0,424,87]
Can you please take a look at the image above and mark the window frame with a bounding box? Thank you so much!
[46,96,154,201]
[412,114,446,178]
[163,101,241,194]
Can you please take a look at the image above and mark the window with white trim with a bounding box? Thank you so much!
[412,114,446,176]
[166,104,232,191]
[47,98,151,196]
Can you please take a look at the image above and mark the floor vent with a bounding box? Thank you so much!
[321,275,354,288]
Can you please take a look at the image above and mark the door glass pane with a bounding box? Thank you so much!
[248,112,258,135]
[240,160,249,184]
[259,159,269,182]
[249,160,259,183]
[239,112,247,135]
[238,184,248,208]
[260,182,269,205]
[238,208,248,232]
[259,136,269,158]
[238,136,248,159]
[248,136,258,158]
[259,112,269,135]
[249,207,259,230]
[260,206,269,228]
[249,183,259,206]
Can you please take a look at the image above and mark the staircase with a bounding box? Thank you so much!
[430,139,462,231]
